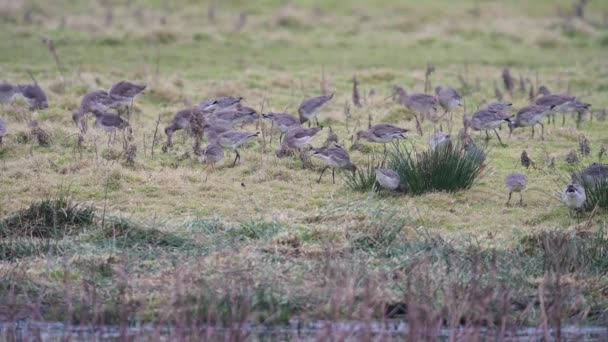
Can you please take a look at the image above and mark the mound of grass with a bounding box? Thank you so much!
[97,217,191,249]
[0,195,95,238]
[388,142,485,195]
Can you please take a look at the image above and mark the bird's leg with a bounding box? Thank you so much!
[540,122,544,141]
[307,121,311,128]
[562,112,566,126]
[315,117,320,127]
[485,130,490,141]
[267,121,274,146]
[232,150,240,167]
[317,166,329,183]
[506,192,512,206]
[576,111,582,129]
[332,168,335,184]
[383,144,387,161]
[279,132,284,144]
[493,128,505,146]
[531,125,535,139]
[128,99,134,121]
[519,193,523,206]
[414,114,423,136]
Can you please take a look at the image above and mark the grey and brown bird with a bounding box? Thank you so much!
[375,168,404,192]
[91,109,129,145]
[205,96,242,111]
[17,83,48,110]
[109,80,146,116]
[324,126,339,147]
[216,130,259,167]
[562,182,586,220]
[508,104,553,140]
[262,112,301,142]
[0,117,7,145]
[92,110,129,132]
[198,142,224,168]
[463,102,512,146]
[435,85,462,123]
[0,82,18,105]
[354,123,408,154]
[311,144,356,184]
[164,106,209,147]
[73,90,122,132]
[505,172,527,206]
[394,86,439,133]
[203,122,232,143]
[209,104,258,128]
[535,86,590,126]
[281,127,323,150]
[572,163,608,186]
[298,93,334,127]
[428,131,451,151]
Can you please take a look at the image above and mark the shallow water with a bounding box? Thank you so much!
[2,320,608,341]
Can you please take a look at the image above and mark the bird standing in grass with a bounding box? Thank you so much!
[311,144,356,184]
[354,124,408,156]
[394,86,439,135]
[375,168,404,192]
[109,80,146,118]
[209,104,259,128]
[73,90,122,133]
[18,83,48,110]
[562,182,586,221]
[282,127,323,151]
[198,142,224,169]
[428,131,451,151]
[91,109,129,145]
[464,102,512,146]
[535,86,590,126]
[508,104,553,140]
[298,93,333,127]
[505,172,527,206]
[217,130,259,167]
[207,96,242,110]
[262,112,300,144]
[435,85,462,126]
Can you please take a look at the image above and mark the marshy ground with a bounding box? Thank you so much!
[1,0,608,339]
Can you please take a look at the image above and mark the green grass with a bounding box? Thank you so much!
[1,0,608,335]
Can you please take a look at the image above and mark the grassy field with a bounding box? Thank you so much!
[1,0,608,338]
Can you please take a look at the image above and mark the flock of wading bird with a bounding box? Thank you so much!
[0,74,605,219]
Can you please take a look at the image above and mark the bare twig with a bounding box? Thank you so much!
[41,37,65,80]
[352,75,361,107]
[151,115,161,158]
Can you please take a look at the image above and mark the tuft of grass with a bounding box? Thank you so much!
[343,155,379,193]
[388,142,485,195]
[96,217,191,249]
[229,220,282,241]
[582,179,608,211]
[0,238,70,261]
[0,194,95,238]
[350,206,409,253]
